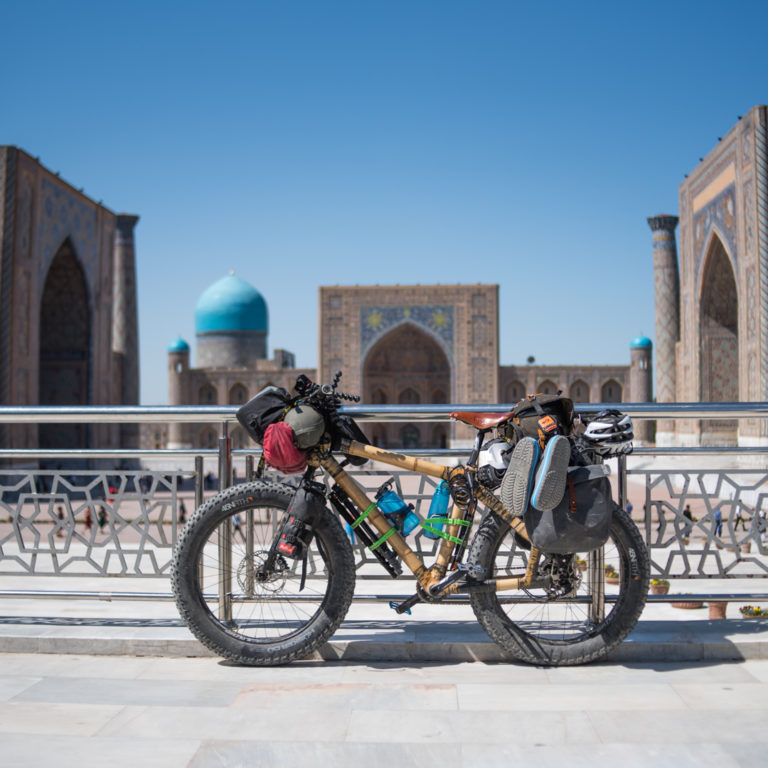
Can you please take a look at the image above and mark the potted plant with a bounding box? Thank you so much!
[739,605,768,618]
[671,593,704,610]
[650,578,670,595]
[708,601,727,620]
[604,564,620,584]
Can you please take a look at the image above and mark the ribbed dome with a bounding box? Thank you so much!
[630,335,652,349]
[167,336,190,353]
[195,273,268,334]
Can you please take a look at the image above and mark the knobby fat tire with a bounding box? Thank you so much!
[467,509,650,666]
[171,480,356,665]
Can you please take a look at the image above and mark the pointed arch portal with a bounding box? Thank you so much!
[699,236,738,443]
[38,241,91,450]
[363,323,451,449]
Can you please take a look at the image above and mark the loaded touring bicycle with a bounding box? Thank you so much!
[171,371,649,666]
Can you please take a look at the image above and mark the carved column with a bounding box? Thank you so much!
[113,213,140,447]
[648,215,679,445]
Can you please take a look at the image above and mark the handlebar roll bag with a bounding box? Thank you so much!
[236,386,293,444]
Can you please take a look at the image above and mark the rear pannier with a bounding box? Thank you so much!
[523,462,614,553]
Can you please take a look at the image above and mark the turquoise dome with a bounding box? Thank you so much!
[168,337,190,353]
[195,274,268,334]
[630,335,652,349]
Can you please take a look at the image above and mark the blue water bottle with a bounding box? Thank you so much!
[422,480,450,540]
[377,488,421,536]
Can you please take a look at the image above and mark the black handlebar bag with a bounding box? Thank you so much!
[236,386,293,444]
[524,464,614,554]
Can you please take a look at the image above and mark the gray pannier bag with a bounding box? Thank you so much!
[523,463,614,554]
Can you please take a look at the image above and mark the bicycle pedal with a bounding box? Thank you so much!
[388,600,411,615]
[389,594,419,615]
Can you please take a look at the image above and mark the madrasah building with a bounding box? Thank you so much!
[2,105,768,455]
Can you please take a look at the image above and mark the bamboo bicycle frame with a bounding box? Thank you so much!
[310,438,542,596]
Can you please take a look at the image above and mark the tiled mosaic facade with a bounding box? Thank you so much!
[654,105,768,445]
[0,148,139,453]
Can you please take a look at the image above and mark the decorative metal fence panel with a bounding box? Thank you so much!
[638,467,768,579]
[0,402,767,602]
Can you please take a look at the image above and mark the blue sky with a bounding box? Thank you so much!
[3,0,767,404]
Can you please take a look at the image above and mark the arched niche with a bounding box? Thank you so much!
[198,383,218,405]
[363,322,451,449]
[537,379,558,395]
[229,383,248,405]
[504,379,526,403]
[601,379,622,403]
[38,240,91,451]
[570,379,590,402]
[699,235,738,443]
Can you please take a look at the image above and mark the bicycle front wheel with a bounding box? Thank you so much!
[171,480,355,665]
[468,508,649,665]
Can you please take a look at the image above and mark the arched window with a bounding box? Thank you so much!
[400,425,421,449]
[432,425,448,449]
[399,388,420,404]
[537,379,558,395]
[601,379,622,403]
[199,427,217,449]
[371,388,388,404]
[198,383,218,404]
[229,384,248,405]
[569,379,590,402]
[505,380,526,403]
[431,389,447,404]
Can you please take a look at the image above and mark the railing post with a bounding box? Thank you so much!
[617,454,628,511]
[194,456,204,510]
[218,422,232,622]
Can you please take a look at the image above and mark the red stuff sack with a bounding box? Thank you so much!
[262,421,307,474]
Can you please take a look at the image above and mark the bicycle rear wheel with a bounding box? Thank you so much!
[171,480,355,665]
[468,508,649,665]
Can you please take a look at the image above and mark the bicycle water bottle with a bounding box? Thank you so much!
[377,489,421,536]
[422,480,450,539]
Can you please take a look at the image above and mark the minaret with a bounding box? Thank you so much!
[113,213,140,447]
[629,335,653,444]
[648,215,679,445]
[167,338,191,449]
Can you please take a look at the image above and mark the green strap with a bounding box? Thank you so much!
[419,517,470,545]
[350,502,377,529]
[420,517,470,528]
[369,527,396,551]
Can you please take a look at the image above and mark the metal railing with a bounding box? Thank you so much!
[0,401,767,607]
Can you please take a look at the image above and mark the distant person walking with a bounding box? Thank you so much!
[97,505,108,533]
[56,505,65,538]
[84,508,93,532]
[683,504,694,538]
[714,508,723,538]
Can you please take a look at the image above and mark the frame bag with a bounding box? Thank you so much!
[524,463,614,554]
[331,415,371,466]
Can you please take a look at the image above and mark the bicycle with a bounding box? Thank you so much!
[171,372,650,666]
